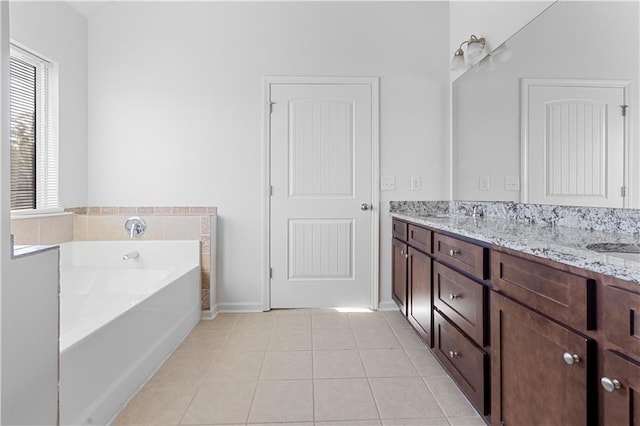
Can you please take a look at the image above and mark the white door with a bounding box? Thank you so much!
[269,83,374,308]
[523,80,627,207]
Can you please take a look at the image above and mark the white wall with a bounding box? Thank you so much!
[87,1,450,310]
[10,1,88,208]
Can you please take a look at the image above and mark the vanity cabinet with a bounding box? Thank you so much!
[600,350,640,425]
[408,247,432,344]
[392,236,408,315]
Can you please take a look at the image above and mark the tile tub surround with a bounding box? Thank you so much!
[67,206,217,310]
[11,212,74,245]
[390,201,640,284]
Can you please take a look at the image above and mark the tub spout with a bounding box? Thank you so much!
[123,251,140,261]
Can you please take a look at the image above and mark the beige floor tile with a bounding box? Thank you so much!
[267,328,312,351]
[273,313,312,330]
[150,350,219,384]
[382,311,412,331]
[405,349,447,378]
[348,312,389,329]
[112,381,199,425]
[248,380,313,423]
[250,423,313,426]
[314,378,379,422]
[312,312,350,329]
[180,381,256,424]
[206,350,265,381]
[235,312,275,330]
[224,328,270,351]
[313,328,357,350]
[393,328,429,349]
[260,351,312,380]
[447,416,487,425]
[353,327,401,349]
[313,350,366,379]
[178,329,230,353]
[359,349,418,378]
[382,419,450,425]
[369,377,444,419]
[423,376,478,418]
[317,421,382,426]
[195,314,239,330]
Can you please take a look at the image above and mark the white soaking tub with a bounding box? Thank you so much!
[58,240,201,426]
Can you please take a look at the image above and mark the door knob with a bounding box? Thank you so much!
[361,203,371,211]
[600,377,621,392]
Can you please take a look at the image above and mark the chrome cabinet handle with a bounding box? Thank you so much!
[601,377,621,392]
[563,352,581,365]
[449,350,460,359]
[449,249,460,256]
[449,294,460,300]
[400,250,404,255]
[361,203,370,211]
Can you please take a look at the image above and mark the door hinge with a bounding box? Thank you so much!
[269,267,273,279]
[269,102,275,114]
[622,105,628,117]
[621,186,627,197]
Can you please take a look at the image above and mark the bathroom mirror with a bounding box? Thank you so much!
[452,1,639,208]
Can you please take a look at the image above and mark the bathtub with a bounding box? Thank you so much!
[58,240,201,426]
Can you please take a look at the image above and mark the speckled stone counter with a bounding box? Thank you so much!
[390,201,640,284]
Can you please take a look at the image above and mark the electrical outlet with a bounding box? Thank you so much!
[479,176,490,191]
[380,176,395,191]
[505,176,520,191]
[411,176,422,191]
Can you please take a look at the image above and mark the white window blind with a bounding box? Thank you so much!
[9,44,58,212]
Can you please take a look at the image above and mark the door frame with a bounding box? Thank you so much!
[520,78,632,206]
[262,76,380,311]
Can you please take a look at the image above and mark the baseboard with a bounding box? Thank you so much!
[200,307,218,320]
[216,302,266,313]
[377,300,400,311]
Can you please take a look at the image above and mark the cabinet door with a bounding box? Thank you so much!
[601,350,640,426]
[392,238,408,315]
[408,247,432,346]
[491,293,597,426]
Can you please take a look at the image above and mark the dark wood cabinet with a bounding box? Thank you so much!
[600,350,640,426]
[392,236,408,315]
[408,247,432,345]
[491,292,597,426]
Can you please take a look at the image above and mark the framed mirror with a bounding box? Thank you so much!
[452,1,639,208]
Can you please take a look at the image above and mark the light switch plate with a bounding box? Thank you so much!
[505,176,520,191]
[380,176,396,191]
[479,176,490,191]
[411,176,422,191]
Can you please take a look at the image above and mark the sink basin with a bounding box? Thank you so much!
[585,243,640,262]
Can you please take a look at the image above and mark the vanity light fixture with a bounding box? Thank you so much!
[449,34,488,71]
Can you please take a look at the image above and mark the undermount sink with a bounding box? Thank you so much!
[585,243,640,262]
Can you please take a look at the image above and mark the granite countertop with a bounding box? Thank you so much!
[390,202,640,285]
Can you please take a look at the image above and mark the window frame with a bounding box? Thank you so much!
[9,42,61,216]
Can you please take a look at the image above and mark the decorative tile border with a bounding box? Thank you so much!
[67,206,217,310]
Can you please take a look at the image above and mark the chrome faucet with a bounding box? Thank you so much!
[472,204,484,218]
[123,251,140,261]
[125,217,147,238]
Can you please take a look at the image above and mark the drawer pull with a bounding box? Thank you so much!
[563,352,581,365]
[449,249,460,256]
[601,377,621,392]
[449,293,461,301]
[400,250,404,255]
[449,350,460,359]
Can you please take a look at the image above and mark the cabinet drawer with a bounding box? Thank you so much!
[433,311,488,415]
[433,262,487,347]
[601,350,640,426]
[408,224,431,253]
[492,251,595,331]
[605,286,640,359]
[434,233,488,280]
[392,219,408,241]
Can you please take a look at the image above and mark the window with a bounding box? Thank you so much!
[10,44,58,212]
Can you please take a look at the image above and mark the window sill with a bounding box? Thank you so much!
[11,209,71,220]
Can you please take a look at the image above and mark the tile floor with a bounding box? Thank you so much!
[113,309,485,426]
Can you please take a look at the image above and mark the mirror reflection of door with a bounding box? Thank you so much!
[522,79,629,208]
